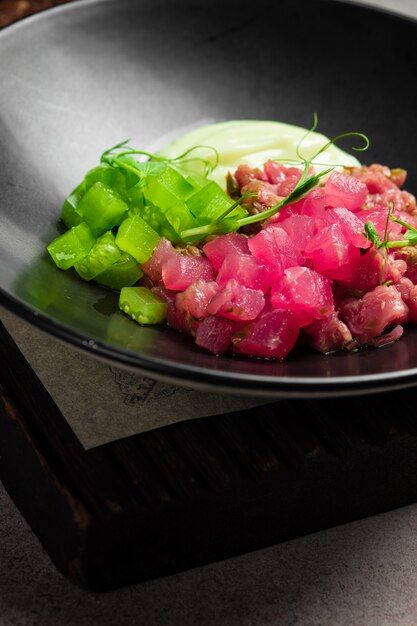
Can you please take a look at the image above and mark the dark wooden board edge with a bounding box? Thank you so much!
[3,318,417,590]
[0,0,75,29]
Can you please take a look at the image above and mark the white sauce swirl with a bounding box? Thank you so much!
[158,120,361,189]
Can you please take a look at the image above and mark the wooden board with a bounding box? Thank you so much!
[2,318,417,590]
[0,0,74,28]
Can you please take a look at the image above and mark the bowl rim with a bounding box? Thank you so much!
[2,0,417,397]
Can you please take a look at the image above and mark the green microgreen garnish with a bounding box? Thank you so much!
[180,191,255,240]
[235,166,334,228]
[179,113,370,240]
[387,216,417,247]
[101,140,220,180]
[362,202,393,285]
[363,202,417,251]
[100,116,369,245]
[363,220,382,247]
[362,201,417,285]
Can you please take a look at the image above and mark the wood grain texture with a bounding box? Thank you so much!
[2,317,417,590]
[0,0,75,28]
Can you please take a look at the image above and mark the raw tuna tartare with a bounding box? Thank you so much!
[47,120,417,360]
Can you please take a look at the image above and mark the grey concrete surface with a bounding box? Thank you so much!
[2,479,417,626]
[2,0,417,624]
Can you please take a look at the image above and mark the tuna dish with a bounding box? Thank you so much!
[47,120,417,360]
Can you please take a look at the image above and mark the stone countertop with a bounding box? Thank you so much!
[2,0,417,624]
[2,481,417,626]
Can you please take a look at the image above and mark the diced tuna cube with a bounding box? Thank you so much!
[203,232,250,271]
[317,207,370,249]
[342,248,407,292]
[162,255,214,290]
[390,168,407,188]
[301,188,327,219]
[232,309,299,360]
[399,190,417,215]
[279,214,317,256]
[216,253,272,293]
[241,180,282,210]
[304,312,353,353]
[356,208,402,239]
[338,285,409,344]
[304,222,351,274]
[248,224,302,271]
[269,198,304,222]
[206,278,265,321]
[324,171,368,212]
[395,211,417,232]
[175,280,219,319]
[270,266,334,327]
[234,164,266,188]
[319,247,362,283]
[347,163,404,195]
[151,285,196,334]
[263,160,302,195]
[142,237,177,282]
[195,316,239,354]
[394,277,417,323]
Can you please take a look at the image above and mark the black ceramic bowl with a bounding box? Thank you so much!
[1,0,417,397]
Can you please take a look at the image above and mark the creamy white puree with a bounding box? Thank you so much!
[158,120,361,189]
